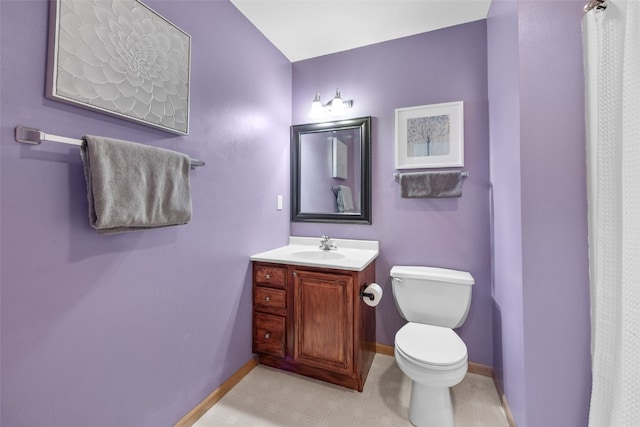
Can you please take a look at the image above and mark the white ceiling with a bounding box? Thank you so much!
[230,0,493,62]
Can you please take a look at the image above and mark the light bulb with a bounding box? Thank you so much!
[331,89,344,114]
[309,93,323,118]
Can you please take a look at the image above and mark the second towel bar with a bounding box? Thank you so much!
[393,171,469,181]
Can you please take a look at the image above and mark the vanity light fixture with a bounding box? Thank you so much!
[309,88,354,118]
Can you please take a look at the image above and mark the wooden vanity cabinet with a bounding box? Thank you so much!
[252,261,376,391]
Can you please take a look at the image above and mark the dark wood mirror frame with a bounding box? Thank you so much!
[291,116,372,224]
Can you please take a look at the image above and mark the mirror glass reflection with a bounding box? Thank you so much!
[291,117,371,224]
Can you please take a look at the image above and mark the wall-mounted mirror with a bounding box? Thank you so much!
[291,116,371,224]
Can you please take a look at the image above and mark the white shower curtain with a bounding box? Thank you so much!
[583,1,640,426]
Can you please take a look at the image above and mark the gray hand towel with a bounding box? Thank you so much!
[81,135,192,235]
[399,171,464,198]
[335,185,354,212]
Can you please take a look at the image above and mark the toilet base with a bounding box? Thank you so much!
[408,381,454,427]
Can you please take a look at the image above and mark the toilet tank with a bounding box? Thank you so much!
[390,266,474,328]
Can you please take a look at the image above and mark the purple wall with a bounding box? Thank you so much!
[488,1,591,426]
[518,1,591,426]
[291,21,493,366]
[487,0,527,423]
[0,1,290,426]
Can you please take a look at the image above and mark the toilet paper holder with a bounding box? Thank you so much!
[360,285,375,301]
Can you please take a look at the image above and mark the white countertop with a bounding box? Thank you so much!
[250,236,379,271]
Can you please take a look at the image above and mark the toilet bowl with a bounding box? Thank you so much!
[390,266,474,427]
[395,323,468,427]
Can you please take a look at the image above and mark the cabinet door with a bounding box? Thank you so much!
[293,270,354,375]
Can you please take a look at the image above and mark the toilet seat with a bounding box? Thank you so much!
[395,323,467,369]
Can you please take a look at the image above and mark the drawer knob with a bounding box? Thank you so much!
[265,296,270,302]
[265,332,271,339]
[265,274,271,279]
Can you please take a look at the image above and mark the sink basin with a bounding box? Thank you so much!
[290,250,346,261]
[250,237,379,271]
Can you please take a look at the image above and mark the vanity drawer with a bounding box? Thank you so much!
[254,286,286,315]
[254,313,285,357]
[254,265,286,289]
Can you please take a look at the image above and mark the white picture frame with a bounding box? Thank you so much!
[46,0,191,135]
[395,101,464,169]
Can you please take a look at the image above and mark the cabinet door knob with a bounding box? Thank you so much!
[265,296,270,302]
[265,274,271,279]
[265,332,271,339]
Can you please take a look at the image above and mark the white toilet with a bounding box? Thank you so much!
[390,266,475,427]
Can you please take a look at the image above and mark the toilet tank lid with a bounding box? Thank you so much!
[391,266,475,285]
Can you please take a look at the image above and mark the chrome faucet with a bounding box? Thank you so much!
[319,235,337,251]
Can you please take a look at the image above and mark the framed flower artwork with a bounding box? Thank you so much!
[395,101,464,169]
[46,0,191,135]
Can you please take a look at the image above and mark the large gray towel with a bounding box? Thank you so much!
[399,171,464,198]
[81,135,192,235]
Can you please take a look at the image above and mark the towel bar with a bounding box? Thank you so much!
[393,171,469,181]
[15,125,205,169]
